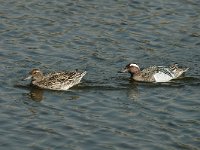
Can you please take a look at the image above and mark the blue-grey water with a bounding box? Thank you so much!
[0,0,200,149]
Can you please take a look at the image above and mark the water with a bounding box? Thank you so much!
[0,0,200,149]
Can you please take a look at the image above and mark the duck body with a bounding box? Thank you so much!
[24,69,86,91]
[122,63,189,82]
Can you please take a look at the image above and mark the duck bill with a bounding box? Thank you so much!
[23,75,32,80]
[118,68,128,73]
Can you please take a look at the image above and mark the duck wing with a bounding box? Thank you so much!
[153,66,175,82]
[141,66,175,82]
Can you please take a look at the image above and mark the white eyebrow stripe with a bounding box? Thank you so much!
[130,64,140,69]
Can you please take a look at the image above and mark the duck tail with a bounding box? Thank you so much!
[81,71,87,77]
[176,67,189,78]
[183,67,189,72]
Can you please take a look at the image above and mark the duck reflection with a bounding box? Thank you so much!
[29,87,44,102]
[14,83,44,102]
[126,80,140,100]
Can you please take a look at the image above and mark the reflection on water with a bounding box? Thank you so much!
[29,87,44,102]
[14,83,44,101]
[23,78,141,102]
[126,80,140,100]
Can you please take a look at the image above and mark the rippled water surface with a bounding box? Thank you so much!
[0,0,200,149]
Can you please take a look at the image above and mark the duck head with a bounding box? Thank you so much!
[121,63,141,77]
[24,69,43,82]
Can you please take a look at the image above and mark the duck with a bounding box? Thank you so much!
[120,63,189,82]
[24,69,86,91]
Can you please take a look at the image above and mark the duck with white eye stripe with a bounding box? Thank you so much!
[120,63,189,82]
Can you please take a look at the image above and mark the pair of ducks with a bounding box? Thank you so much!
[24,63,189,91]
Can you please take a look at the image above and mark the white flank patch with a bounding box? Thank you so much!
[153,71,173,82]
[130,63,140,69]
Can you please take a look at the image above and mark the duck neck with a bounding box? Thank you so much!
[132,70,141,76]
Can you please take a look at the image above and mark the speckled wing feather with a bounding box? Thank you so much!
[141,66,158,77]
[156,66,174,77]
